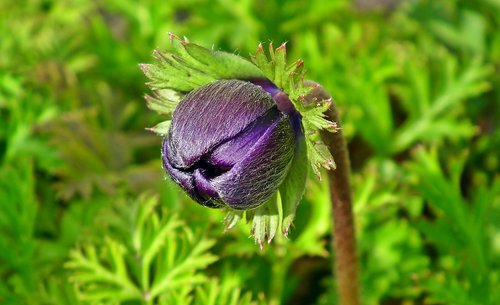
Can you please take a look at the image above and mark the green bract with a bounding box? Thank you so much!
[141,33,337,246]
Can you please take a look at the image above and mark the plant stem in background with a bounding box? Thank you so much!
[305,82,360,305]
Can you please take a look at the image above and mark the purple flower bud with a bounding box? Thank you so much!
[162,79,298,210]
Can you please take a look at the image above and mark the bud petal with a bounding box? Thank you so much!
[210,111,295,210]
[163,79,296,210]
[162,140,223,208]
[167,79,275,168]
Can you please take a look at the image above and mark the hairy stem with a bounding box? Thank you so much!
[305,82,360,305]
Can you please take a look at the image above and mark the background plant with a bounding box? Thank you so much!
[1,0,499,304]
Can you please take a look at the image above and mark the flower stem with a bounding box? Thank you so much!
[305,82,360,305]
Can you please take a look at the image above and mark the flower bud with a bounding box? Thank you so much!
[162,79,297,210]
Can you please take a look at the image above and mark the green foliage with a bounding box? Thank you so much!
[1,0,499,304]
[66,195,261,305]
[409,148,500,305]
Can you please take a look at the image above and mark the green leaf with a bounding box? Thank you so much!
[192,278,265,305]
[302,98,337,132]
[145,89,181,115]
[274,43,287,88]
[250,194,279,248]
[280,136,308,236]
[179,37,265,80]
[141,33,265,95]
[305,135,335,179]
[251,43,274,80]
[66,195,218,304]
[147,120,171,136]
[223,210,243,231]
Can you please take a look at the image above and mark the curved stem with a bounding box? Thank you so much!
[305,82,360,305]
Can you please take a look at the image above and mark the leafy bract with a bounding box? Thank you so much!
[251,43,337,178]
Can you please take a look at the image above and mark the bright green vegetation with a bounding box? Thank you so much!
[1,0,499,304]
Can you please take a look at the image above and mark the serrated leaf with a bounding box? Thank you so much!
[302,98,337,132]
[287,59,305,85]
[147,120,171,136]
[223,210,243,231]
[274,43,287,88]
[268,42,275,61]
[177,37,264,80]
[251,43,274,80]
[152,50,214,85]
[306,137,335,179]
[145,89,181,115]
[251,194,279,248]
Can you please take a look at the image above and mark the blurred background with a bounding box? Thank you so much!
[1,0,499,304]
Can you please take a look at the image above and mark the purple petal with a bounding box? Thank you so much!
[249,78,279,95]
[208,107,280,168]
[162,138,222,208]
[249,78,297,116]
[211,113,295,210]
[168,80,276,168]
[193,169,219,198]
